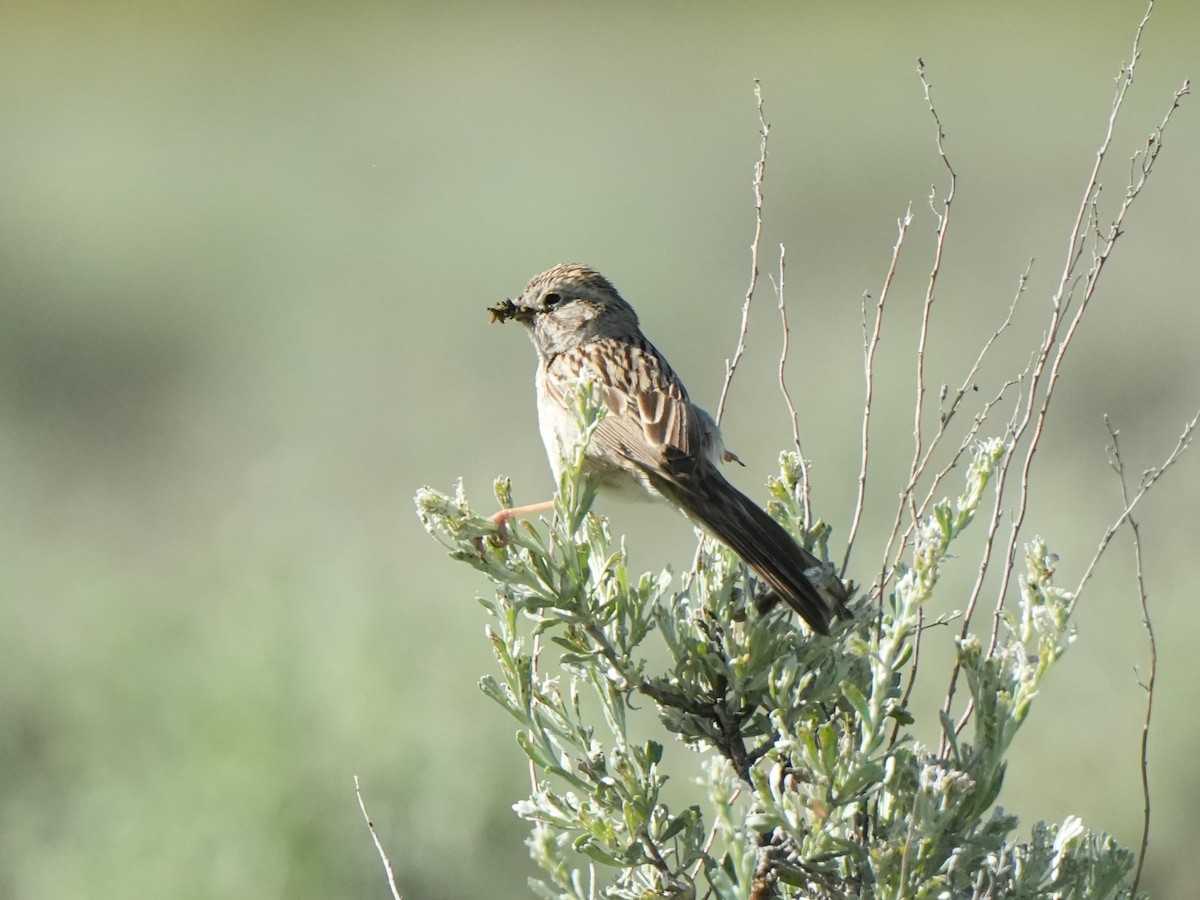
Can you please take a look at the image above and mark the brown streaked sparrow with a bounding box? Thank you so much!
[488,264,849,635]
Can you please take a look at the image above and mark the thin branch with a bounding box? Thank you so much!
[908,373,1020,542]
[1106,417,1157,895]
[883,264,1030,592]
[690,787,742,882]
[910,58,957,494]
[988,5,1186,655]
[749,833,778,900]
[1071,409,1199,609]
[354,776,404,900]
[948,406,1195,750]
[772,243,812,526]
[716,80,770,426]
[916,265,1028,475]
[638,828,673,875]
[843,206,912,578]
[1133,559,1156,890]
[861,61,959,589]
[935,263,1029,434]
[941,373,1028,751]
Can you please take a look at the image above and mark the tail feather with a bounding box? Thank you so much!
[665,471,849,634]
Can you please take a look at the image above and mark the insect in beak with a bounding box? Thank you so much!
[487,298,525,323]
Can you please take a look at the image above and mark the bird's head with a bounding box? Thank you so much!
[488,264,639,357]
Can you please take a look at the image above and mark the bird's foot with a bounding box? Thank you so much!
[476,500,556,552]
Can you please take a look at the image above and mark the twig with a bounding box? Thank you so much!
[857,60,958,587]
[933,264,1028,432]
[988,5,1185,656]
[902,267,1028,530]
[1071,409,1199,610]
[1132,529,1155,892]
[354,776,404,900]
[843,206,912,578]
[882,265,1029,595]
[772,244,812,526]
[937,10,1189,749]
[689,786,742,882]
[946,408,1196,748]
[748,833,778,900]
[909,59,957,497]
[716,80,770,426]
[1106,417,1157,894]
[940,384,1025,750]
[638,828,673,875]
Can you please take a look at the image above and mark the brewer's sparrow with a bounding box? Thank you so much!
[489,263,849,635]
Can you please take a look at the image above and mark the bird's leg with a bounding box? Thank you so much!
[487,499,556,546]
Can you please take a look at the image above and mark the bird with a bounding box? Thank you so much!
[488,263,850,635]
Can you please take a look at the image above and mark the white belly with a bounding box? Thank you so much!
[534,366,657,502]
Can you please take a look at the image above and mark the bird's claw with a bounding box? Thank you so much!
[473,510,514,554]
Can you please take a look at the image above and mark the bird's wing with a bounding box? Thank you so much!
[605,383,704,479]
[544,337,706,485]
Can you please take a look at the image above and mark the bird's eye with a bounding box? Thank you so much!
[543,292,562,308]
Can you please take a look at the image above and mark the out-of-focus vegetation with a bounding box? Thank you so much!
[0,2,1196,898]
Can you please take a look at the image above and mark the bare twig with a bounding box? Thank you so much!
[716,80,770,426]
[843,207,912,578]
[934,9,1189,747]
[354,776,404,900]
[988,7,1186,656]
[946,407,1196,748]
[908,268,1029,513]
[859,61,959,588]
[883,265,1030,593]
[941,384,1025,750]
[1132,516,1155,895]
[910,59,957,492]
[690,786,742,882]
[1106,417,1158,894]
[638,828,673,875]
[933,264,1028,432]
[1072,410,1199,609]
[772,244,812,526]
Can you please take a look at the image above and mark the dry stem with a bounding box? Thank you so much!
[1106,416,1157,895]
[355,776,404,900]
[716,80,770,427]
[771,244,813,526]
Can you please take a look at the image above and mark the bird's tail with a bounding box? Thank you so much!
[667,470,850,635]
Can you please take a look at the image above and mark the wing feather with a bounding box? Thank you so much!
[544,336,702,485]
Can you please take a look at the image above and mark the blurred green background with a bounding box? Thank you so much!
[1,1,1197,897]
